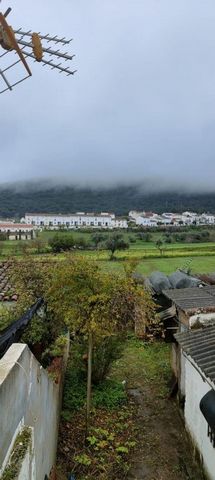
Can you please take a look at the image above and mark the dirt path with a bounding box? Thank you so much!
[110,339,204,480]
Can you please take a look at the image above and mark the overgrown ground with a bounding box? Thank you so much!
[57,338,204,480]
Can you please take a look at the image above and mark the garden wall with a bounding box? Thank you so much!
[0,343,66,480]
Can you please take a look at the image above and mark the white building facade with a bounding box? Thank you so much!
[25,213,128,230]
[175,326,215,480]
[0,223,35,240]
[129,210,215,227]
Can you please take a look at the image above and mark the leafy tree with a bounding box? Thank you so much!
[104,234,129,260]
[91,232,106,248]
[137,232,152,242]
[49,233,74,253]
[155,239,164,256]
[74,237,88,249]
[11,255,155,435]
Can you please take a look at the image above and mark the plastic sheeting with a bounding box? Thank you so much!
[149,271,171,294]
[168,271,200,289]
[148,270,201,294]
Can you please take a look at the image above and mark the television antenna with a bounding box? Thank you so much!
[0,3,76,94]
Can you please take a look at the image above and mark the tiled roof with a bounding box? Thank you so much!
[0,224,34,229]
[175,325,215,385]
[0,262,17,302]
[163,286,215,313]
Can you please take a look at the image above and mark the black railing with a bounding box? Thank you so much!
[0,298,44,359]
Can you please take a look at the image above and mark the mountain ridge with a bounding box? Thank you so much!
[0,184,214,218]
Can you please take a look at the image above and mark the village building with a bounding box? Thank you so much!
[175,326,215,480]
[24,213,128,229]
[129,210,215,227]
[0,223,35,241]
[163,286,215,398]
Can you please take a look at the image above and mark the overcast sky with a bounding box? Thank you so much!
[1,0,215,191]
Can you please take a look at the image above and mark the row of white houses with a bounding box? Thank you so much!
[129,210,215,227]
[24,213,128,229]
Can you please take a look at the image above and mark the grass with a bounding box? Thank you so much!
[100,255,215,275]
[110,337,171,394]
[57,337,172,479]
[1,228,215,277]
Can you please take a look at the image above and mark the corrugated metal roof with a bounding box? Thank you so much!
[175,325,215,384]
[163,286,215,312]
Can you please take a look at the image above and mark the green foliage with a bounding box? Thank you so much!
[43,334,68,363]
[49,233,74,253]
[91,232,106,247]
[92,379,126,408]
[92,336,124,384]
[1,427,31,480]
[22,313,49,345]
[1,184,215,217]
[74,454,92,466]
[156,238,164,255]
[104,233,129,259]
[0,305,16,332]
[136,232,152,242]
[62,339,126,414]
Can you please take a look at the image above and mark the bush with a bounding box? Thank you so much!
[49,233,74,253]
[128,236,136,243]
[92,336,124,384]
[136,232,152,242]
[91,233,106,247]
[62,336,125,413]
[74,237,89,249]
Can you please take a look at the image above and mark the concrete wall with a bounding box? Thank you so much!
[0,343,62,480]
[184,358,215,480]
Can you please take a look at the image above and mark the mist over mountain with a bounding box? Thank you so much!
[0,182,215,218]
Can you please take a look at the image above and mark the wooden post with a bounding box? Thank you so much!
[86,331,93,439]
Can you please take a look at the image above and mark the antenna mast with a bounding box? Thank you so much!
[0,3,76,93]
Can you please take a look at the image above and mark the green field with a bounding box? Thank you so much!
[1,229,215,276]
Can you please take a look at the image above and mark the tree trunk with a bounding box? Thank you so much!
[86,331,93,439]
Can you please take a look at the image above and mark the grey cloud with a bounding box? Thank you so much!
[1,0,215,190]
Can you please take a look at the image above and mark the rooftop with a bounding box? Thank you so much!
[0,262,17,302]
[25,212,113,217]
[175,325,215,385]
[0,223,34,229]
[163,286,215,313]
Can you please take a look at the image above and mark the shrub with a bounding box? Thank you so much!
[49,234,74,253]
[92,336,124,384]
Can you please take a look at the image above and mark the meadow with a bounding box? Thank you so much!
[0,228,214,276]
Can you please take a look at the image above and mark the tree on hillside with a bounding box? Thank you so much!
[104,234,129,260]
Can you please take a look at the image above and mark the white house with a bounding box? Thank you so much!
[0,223,35,241]
[129,211,144,220]
[111,218,128,229]
[175,326,215,480]
[25,213,128,230]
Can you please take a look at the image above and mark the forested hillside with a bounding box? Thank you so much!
[0,184,215,217]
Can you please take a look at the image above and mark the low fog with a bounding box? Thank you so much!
[1,0,215,191]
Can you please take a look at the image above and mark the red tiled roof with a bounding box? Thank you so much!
[0,223,34,229]
[0,262,17,302]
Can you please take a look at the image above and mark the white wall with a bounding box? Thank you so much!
[184,358,215,480]
[0,344,62,480]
